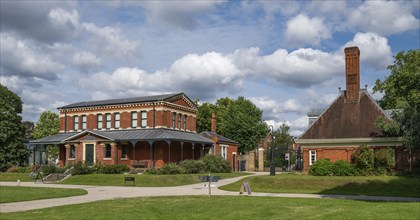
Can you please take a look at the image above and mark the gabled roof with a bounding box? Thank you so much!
[298,89,392,140]
[201,131,239,145]
[30,129,213,145]
[58,93,196,110]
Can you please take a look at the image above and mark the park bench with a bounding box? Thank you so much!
[124,177,135,186]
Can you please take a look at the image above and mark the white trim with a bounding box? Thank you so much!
[309,150,316,166]
[296,137,404,147]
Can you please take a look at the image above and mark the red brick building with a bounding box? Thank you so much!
[30,93,238,170]
[295,46,411,172]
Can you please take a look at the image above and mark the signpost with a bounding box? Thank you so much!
[199,174,220,197]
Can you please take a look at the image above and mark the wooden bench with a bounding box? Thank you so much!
[124,177,135,186]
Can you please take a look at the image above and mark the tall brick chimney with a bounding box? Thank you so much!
[344,46,360,101]
[211,112,216,132]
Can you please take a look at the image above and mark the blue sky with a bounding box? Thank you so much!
[1,0,419,136]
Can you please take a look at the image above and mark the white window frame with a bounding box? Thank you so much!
[141,111,147,128]
[114,113,120,129]
[221,145,229,160]
[131,111,137,128]
[97,114,102,130]
[74,115,79,131]
[81,115,87,130]
[309,150,316,166]
[106,113,111,129]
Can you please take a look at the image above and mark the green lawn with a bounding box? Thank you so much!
[1,196,418,220]
[220,174,420,197]
[59,173,249,187]
[0,173,34,182]
[0,186,87,203]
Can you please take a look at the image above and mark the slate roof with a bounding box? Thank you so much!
[58,93,193,109]
[201,131,239,145]
[298,89,391,139]
[30,129,213,145]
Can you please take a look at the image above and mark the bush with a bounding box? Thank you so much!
[309,159,333,176]
[332,160,357,176]
[17,166,32,173]
[101,164,130,174]
[71,161,94,175]
[202,154,231,173]
[352,145,374,175]
[179,159,205,174]
[374,148,395,175]
[156,163,183,175]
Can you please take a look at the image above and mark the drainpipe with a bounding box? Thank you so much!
[64,110,67,133]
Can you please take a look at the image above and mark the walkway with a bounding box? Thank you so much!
[1,172,419,213]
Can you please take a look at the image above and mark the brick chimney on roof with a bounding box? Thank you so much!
[211,112,216,132]
[344,46,360,101]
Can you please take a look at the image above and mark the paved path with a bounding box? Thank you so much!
[1,172,419,213]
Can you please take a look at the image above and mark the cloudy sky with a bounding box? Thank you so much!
[1,1,419,136]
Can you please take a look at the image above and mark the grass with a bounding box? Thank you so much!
[59,173,249,187]
[0,186,87,203]
[220,174,420,197]
[1,196,418,219]
[0,173,34,182]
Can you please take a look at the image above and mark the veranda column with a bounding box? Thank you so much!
[110,143,117,165]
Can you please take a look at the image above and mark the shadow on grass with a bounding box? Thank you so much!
[318,177,420,200]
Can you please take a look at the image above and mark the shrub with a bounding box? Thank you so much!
[71,161,94,175]
[374,148,395,175]
[352,145,374,175]
[156,163,183,175]
[179,159,205,174]
[17,166,31,173]
[332,160,357,176]
[309,159,333,176]
[102,164,130,174]
[202,154,231,173]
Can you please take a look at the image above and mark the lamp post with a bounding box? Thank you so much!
[269,125,275,176]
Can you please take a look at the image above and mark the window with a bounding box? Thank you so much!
[97,114,102,130]
[184,115,187,130]
[309,150,316,165]
[121,145,127,158]
[81,115,87,130]
[114,113,120,129]
[73,115,79,131]
[178,114,182,129]
[141,111,147,128]
[221,145,228,160]
[69,145,75,159]
[172,112,176,128]
[105,144,111,158]
[132,111,137,128]
[106,113,111,129]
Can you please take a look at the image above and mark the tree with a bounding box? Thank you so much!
[207,96,268,153]
[22,121,35,140]
[373,49,420,171]
[33,111,60,164]
[196,102,214,133]
[373,49,419,145]
[0,84,29,171]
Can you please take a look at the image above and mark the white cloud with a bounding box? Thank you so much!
[0,34,63,80]
[72,51,101,70]
[347,1,419,35]
[48,8,80,30]
[342,32,392,69]
[285,14,331,47]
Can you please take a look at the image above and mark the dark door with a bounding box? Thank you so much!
[85,144,94,166]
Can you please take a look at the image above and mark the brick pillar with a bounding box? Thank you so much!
[344,46,360,101]
[258,148,264,172]
[111,143,117,165]
[247,151,255,171]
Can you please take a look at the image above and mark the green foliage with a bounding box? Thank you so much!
[375,116,401,137]
[309,159,333,176]
[373,49,420,150]
[332,160,357,176]
[197,96,268,153]
[179,159,205,174]
[0,84,29,171]
[156,163,184,175]
[22,121,35,140]
[71,161,94,175]
[40,164,66,175]
[352,145,375,175]
[202,154,231,173]
[33,111,60,139]
[374,148,395,175]
[96,164,130,174]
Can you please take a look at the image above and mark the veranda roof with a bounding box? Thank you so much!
[30,129,213,145]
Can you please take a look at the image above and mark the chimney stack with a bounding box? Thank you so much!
[344,46,360,101]
[211,112,216,132]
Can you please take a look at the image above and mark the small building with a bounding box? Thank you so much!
[30,93,228,169]
[295,46,410,172]
[201,113,239,171]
